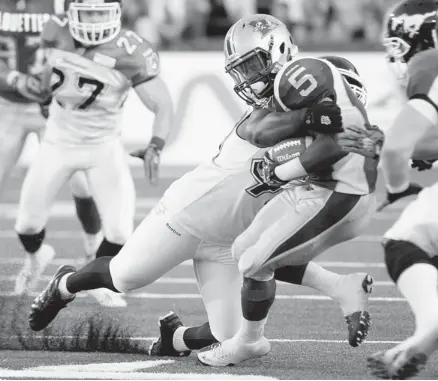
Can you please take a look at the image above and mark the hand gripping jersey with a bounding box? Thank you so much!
[273,57,378,195]
[0,0,66,103]
[159,110,283,245]
[42,17,159,145]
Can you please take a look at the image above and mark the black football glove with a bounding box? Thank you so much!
[335,123,384,158]
[411,159,437,171]
[304,101,343,134]
[376,183,423,212]
[130,137,165,186]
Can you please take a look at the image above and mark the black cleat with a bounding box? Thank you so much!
[29,265,76,331]
[149,311,191,357]
[345,274,374,347]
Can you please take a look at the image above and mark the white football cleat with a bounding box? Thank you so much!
[15,244,56,296]
[197,336,270,367]
[87,288,127,308]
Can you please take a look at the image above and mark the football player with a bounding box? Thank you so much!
[14,0,173,302]
[149,55,376,357]
[0,0,104,295]
[26,16,379,359]
[367,0,438,379]
[197,15,380,367]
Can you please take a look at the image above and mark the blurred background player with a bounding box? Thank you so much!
[368,0,438,379]
[13,0,174,304]
[198,14,379,367]
[0,0,103,295]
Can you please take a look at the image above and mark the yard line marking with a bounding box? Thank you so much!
[0,275,394,286]
[3,335,402,345]
[0,292,405,302]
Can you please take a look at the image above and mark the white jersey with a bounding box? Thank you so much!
[161,110,282,245]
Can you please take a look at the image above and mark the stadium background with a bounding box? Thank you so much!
[3,1,438,380]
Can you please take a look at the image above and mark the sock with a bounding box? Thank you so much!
[178,322,217,351]
[66,256,120,293]
[239,277,276,342]
[58,273,75,300]
[73,196,101,234]
[301,262,342,299]
[95,239,123,258]
[397,263,438,335]
[274,264,309,285]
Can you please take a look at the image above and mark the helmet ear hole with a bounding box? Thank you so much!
[279,42,285,54]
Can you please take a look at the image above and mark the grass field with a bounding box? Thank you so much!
[1,166,438,380]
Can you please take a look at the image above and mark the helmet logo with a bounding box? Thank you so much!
[248,18,279,38]
[391,11,436,38]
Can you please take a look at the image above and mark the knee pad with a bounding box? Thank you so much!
[384,239,434,283]
[17,230,45,253]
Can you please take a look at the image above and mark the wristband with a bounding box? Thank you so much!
[149,136,165,151]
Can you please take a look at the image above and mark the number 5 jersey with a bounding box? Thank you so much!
[41,14,159,145]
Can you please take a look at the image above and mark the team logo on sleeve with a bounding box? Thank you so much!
[248,18,279,38]
[143,49,159,76]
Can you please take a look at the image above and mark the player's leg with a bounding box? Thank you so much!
[0,101,28,199]
[368,183,438,379]
[198,186,374,366]
[69,171,103,262]
[28,200,202,331]
[150,244,241,357]
[14,142,74,295]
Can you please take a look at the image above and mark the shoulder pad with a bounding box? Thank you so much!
[273,57,336,111]
[407,49,438,101]
[115,30,160,86]
[41,15,69,49]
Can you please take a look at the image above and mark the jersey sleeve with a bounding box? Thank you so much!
[115,31,160,87]
[273,57,336,111]
[406,49,438,112]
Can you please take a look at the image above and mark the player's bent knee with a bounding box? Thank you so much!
[384,239,435,283]
[17,230,45,253]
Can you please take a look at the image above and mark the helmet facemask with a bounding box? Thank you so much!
[226,48,276,108]
[68,1,122,46]
[338,68,368,107]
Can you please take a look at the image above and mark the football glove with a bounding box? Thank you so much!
[9,71,50,103]
[39,96,52,119]
[304,101,343,134]
[260,152,288,187]
[130,137,165,186]
[411,159,437,171]
[335,123,384,158]
[376,183,423,212]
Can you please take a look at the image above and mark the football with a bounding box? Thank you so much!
[267,136,314,164]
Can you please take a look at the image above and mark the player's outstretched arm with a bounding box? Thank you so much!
[131,76,174,185]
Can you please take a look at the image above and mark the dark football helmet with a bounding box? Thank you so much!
[321,55,368,107]
[383,0,438,82]
[68,0,122,46]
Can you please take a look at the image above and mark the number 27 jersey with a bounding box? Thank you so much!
[42,17,159,145]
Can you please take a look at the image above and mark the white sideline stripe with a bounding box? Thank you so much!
[0,291,405,301]
[0,230,384,243]
[3,335,402,345]
[0,275,393,286]
[0,257,386,268]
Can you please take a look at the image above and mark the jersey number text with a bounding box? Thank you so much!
[285,64,318,97]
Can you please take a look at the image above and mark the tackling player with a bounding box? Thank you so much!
[197,15,380,367]
[26,16,381,360]
[14,0,173,302]
[149,55,377,357]
[0,0,103,295]
[367,0,438,379]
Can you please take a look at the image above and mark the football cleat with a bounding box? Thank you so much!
[15,244,56,296]
[29,265,76,331]
[149,311,191,357]
[335,273,374,347]
[197,336,271,367]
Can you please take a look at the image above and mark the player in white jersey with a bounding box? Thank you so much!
[14,0,174,301]
[197,15,380,367]
[367,0,438,379]
[0,0,104,296]
[26,18,382,357]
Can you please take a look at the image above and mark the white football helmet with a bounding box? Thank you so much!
[68,0,122,46]
[224,14,298,108]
